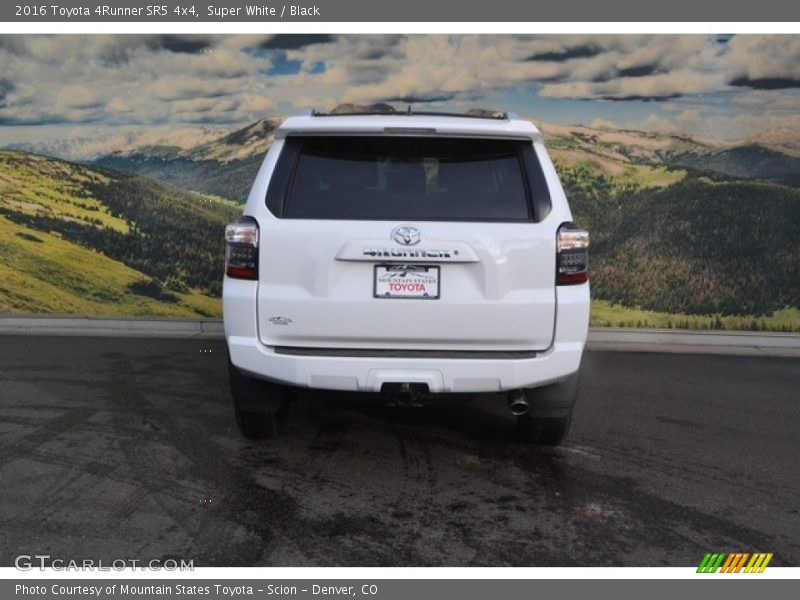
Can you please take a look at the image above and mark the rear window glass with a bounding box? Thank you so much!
[275,136,543,221]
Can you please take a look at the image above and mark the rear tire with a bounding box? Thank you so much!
[516,372,580,445]
[516,410,573,446]
[235,403,290,440]
[228,356,291,440]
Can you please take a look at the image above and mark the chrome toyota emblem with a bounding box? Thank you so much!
[391,225,422,246]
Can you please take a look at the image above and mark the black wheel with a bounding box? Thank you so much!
[234,402,290,440]
[516,410,573,446]
[516,372,580,446]
[228,356,291,440]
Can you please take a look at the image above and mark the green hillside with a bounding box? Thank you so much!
[590,300,800,332]
[92,118,279,203]
[4,118,800,331]
[0,150,238,316]
[564,168,800,328]
[668,145,800,185]
[93,154,263,204]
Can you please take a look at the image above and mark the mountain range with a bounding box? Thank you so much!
[0,150,238,316]
[8,114,800,202]
[87,118,281,202]
[1,115,798,327]
[85,118,800,202]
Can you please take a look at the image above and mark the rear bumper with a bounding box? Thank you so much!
[224,278,589,393]
[228,337,584,393]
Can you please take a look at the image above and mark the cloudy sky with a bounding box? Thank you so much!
[1,34,799,147]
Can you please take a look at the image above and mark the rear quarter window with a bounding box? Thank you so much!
[266,136,551,222]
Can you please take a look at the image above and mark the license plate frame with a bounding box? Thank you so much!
[373,264,440,300]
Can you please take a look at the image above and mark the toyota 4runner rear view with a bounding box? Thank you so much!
[223,106,590,445]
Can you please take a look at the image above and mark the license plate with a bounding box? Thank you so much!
[374,265,440,299]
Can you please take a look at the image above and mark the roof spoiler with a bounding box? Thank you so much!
[300,104,520,120]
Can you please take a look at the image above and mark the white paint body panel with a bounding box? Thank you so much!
[224,113,590,392]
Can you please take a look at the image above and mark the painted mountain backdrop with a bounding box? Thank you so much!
[1,114,799,330]
[0,150,238,316]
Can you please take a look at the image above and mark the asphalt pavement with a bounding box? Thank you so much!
[0,335,798,567]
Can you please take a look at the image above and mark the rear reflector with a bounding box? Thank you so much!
[225,217,259,280]
[556,223,589,285]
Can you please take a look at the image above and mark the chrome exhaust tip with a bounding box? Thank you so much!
[507,389,529,417]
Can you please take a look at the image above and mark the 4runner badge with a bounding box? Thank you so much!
[391,225,422,246]
[268,316,293,326]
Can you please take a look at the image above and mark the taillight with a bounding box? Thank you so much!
[225,217,259,280]
[556,222,589,285]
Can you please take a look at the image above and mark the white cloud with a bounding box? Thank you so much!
[730,89,800,110]
[589,118,619,129]
[0,35,274,126]
[675,108,702,126]
[726,35,800,82]
[1,34,799,144]
[642,113,673,132]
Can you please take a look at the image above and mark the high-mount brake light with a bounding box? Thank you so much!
[225,217,259,280]
[556,223,590,285]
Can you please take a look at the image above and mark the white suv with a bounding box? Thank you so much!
[223,107,590,445]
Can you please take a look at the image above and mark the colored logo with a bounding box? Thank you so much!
[697,552,773,573]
